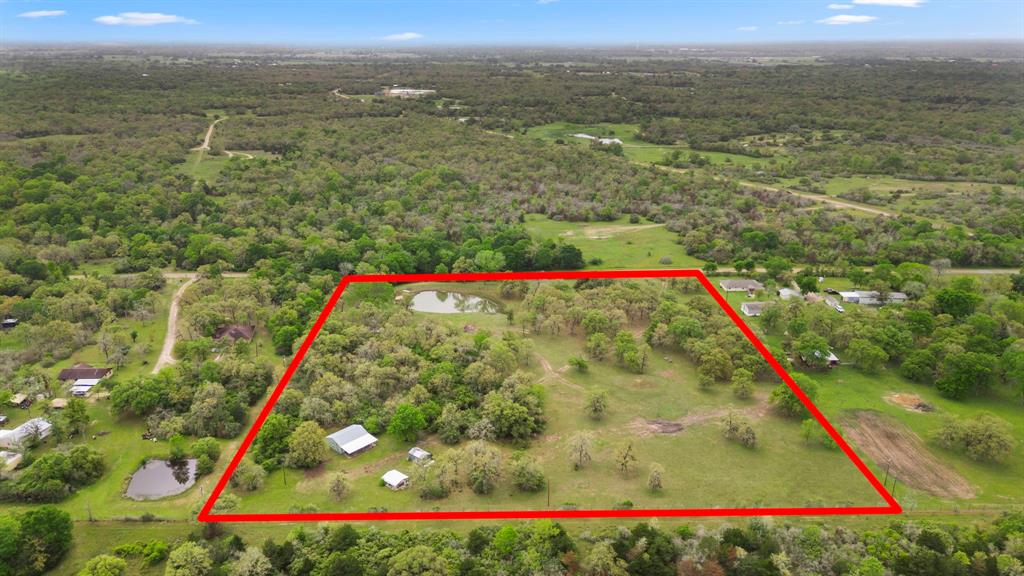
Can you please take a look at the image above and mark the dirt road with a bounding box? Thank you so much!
[152,277,197,374]
[192,117,225,152]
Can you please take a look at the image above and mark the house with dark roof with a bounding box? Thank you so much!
[213,324,256,341]
[57,363,112,382]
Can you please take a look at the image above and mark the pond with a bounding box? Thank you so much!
[408,290,501,314]
[125,458,197,500]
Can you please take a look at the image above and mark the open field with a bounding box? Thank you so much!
[525,121,779,167]
[523,214,703,269]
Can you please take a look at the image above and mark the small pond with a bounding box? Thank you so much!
[125,458,197,500]
[409,290,500,314]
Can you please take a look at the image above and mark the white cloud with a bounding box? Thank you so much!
[737,26,758,32]
[537,0,559,4]
[817,14,879,24]
[17,10,67,18]
[827,3,854,9]
[381,32,424,41]
[94,12,197,26]
[853,0,924,6]
[777,20,806,25]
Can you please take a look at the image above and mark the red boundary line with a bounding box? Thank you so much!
[198,269,902,522]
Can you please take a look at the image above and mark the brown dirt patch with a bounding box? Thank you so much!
[843,411,974,499]
[884,392,936,413]
[628,393,770,437]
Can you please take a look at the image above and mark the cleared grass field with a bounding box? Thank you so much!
[523,214,703,269]
[526,121,780,168]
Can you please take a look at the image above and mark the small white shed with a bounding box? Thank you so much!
[381,469,410,490]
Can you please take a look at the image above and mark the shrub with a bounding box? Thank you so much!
[510,454,546,492]
[935,414,1016,463]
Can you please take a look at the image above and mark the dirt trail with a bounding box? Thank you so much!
[153,277,197,374]
[192,117,225,151]
[559,222,666,240]
[224,150,254,160]
[629,393,771,436]
[843,411,974,499]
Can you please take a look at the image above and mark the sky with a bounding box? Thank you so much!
[2,0,1022,45]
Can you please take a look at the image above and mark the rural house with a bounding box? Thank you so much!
[0,318,17,330]
[838,290,909,306]
[213,324,255,341]
[719,279,764,295]
[381,469,410,490]
[326,424,378,457]
[408,447,433,464]
[0,417,53,449]
[57,363,112,382]
[382,86,436,99]
[740,302,767,317]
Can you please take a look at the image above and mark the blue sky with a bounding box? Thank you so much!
[3,1,1021,45]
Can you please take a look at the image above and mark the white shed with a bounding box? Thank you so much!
[326,424,378,457]
[381,469,410,490]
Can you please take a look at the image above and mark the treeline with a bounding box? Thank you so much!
[109,356,274,440]
[64,511,1024,576]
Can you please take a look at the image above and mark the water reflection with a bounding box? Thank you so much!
[125,458,197,500]
[408,291,500,314]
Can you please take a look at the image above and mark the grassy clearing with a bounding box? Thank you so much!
[526,121,785,168]
[811,367,1024,513]
[523,214,702,269]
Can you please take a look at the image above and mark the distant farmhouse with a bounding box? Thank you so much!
[719,279,764,296]
[0,417,53,449]
[326,424,378,457]
[838,290,908,306]
[572,133,623,145]
[382,86,436,99]
[740,302,767,317]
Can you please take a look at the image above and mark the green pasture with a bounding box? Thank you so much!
[523,214,702,270]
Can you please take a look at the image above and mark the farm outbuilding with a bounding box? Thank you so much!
[381,469,410,490]
[0,417,53,449]
[0,318,17,329]
[740,302,766,317]
[408,447,432,464]
[9,394,30,409]
[326,424,378,457]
